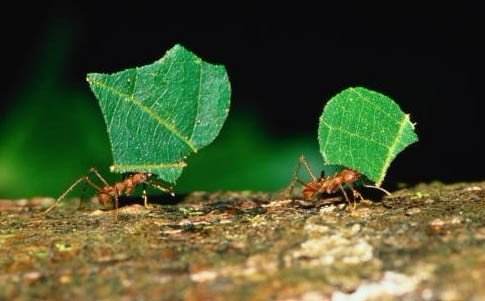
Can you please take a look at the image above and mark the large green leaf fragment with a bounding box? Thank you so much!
[87,44,231,184]
[318,87,418,186]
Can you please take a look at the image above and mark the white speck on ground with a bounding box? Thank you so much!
[464,186,482,192]
[331,271,417,301]
[190,270,217,283]
[301,291,326,301]
[289,227,373,267]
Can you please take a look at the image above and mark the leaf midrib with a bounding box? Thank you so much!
[376,114,409,186]
[111,162,187,172]
[88,77,197,153]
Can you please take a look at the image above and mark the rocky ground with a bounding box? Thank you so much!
[1,181,485,300]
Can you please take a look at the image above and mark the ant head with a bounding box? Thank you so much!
[303,190,316,200]
[341,169,360,183]
[302,181,320,200]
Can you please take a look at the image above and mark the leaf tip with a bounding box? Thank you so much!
[407,114,417,127]
[169,43,188,55]
[86,73,100,84]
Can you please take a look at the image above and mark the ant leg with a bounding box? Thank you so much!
[338,185,352,209]
[346,183,364,209]
[286,155,317,198]
[78,178,90,210]
[44,175,101,215]
[142,183,149,208]
[351,188,364,209]
[114,191,119,221]
[148,179,175,197]
[89,167,109,187]
[363,184,391,196]
[352,189,364,201]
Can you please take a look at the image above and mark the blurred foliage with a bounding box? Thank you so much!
[177,116,323,192]
[0,25,112,198]
[0,24,323,198]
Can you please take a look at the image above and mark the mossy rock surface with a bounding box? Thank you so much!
[1,182,485,300]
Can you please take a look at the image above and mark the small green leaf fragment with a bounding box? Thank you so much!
[87,44,231,184]
[318,87,418,186]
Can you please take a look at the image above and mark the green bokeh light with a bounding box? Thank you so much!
[0,23,324,198]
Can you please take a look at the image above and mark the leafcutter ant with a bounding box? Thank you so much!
[44,168,173,219]
[287,155,390,208]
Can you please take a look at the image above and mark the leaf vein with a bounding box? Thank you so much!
[350,88,400,125]
[321,120,391,150]
[376,114,409,186]
[191,61,203,141]
[89,78,197,152]
[111,162,187,171]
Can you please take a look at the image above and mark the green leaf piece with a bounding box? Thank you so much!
[87,44,231,184]
[318,87,418,186]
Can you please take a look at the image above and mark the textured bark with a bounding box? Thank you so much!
[1,182,485,300]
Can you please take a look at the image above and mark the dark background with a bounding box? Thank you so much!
[1,2,483,197]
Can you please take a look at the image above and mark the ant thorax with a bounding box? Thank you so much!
[97,172,151,206]
[288,155,390,208]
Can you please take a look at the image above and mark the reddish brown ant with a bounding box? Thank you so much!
[44,168,173,219]
[287,155,390,208]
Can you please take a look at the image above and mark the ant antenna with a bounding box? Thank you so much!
[299,155,317,181]
[90,167,109,186]
[297,179,313,190]
[285,155,318,198]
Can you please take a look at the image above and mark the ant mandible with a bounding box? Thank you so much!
[44,168,173,219]
[287,155,390,208]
